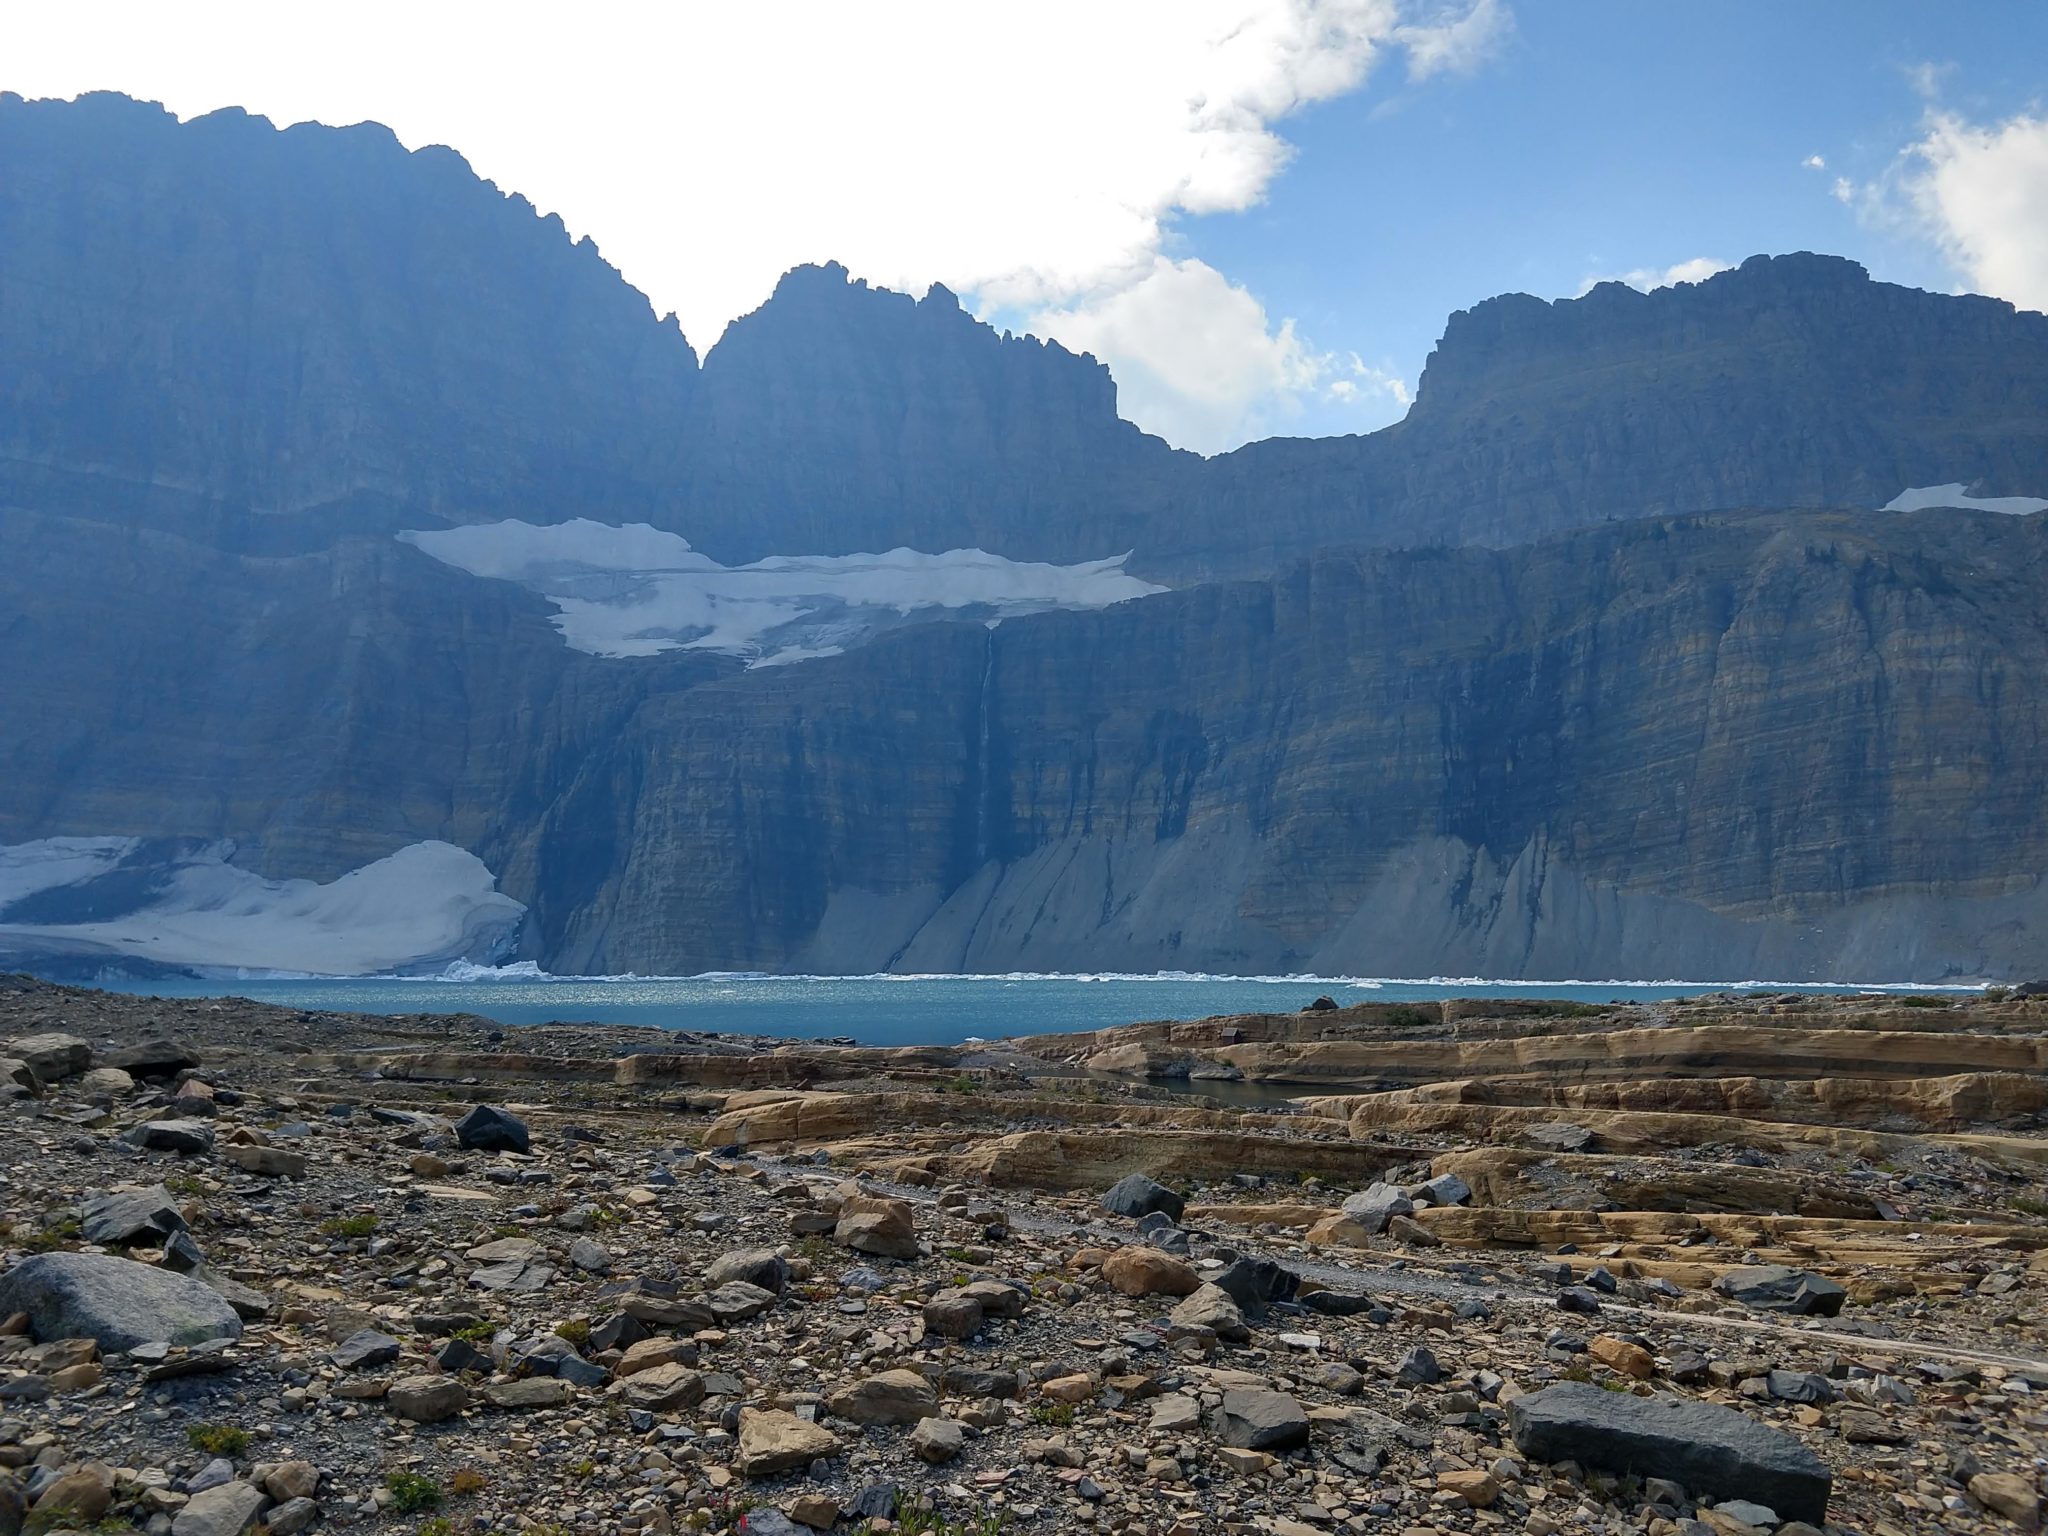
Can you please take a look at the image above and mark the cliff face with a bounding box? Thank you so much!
[0,92,701,554]
[8,94,2048,981]
[525,510,2048,981]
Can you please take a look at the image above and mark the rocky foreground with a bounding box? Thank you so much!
[0,978,2044,1536]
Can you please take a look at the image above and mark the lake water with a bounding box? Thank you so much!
[89,969,1970,1048]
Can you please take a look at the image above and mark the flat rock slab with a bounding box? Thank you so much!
[79,1185,188,1246]
[0,1252,243,1352]
[1508,1382,1830,1525]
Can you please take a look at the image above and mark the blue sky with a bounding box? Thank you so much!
[8,2,2047,454]
[1053,2,2048,444]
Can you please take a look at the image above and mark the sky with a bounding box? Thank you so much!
[6,2,2047,455]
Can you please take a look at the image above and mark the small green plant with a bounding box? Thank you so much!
[1985,985,2013,1002]
[2011,1194,2048,1219]
[448,1468,487,1498]
[186,1423,249,1457]
[1897,995,1951,1009]
[319,1214,378,1239]
[164,1172,207,1197]
[571,1458,596,1480]
[489,1224,524,1240]
[947,1075,978,1095]
[554,1318,591,1347]
[894,1503,1007,1536]
[450,1322,495,1343]
[416,1521,455,1536]
[1029,1400,1076,1427]
[386,1472,443,1514]
[19,1215,83,1254]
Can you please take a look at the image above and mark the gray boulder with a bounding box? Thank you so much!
[1338,1181,1413,1233]
[171,1479,268,1536]
[122,1118,215,1154]
[706,1247,791,1294]
[1213,1389,1310,1451]
[0,1252,242,1352]
[6,1033,89,1082]
[1102,1174,1184,1223]
[453,1104,530,1153]
[1713,1265,1847,1317]
[1508,1381,1830,1525]
[1414,1172,1472,1206]
[104,1038,201,1076]
[1212,1256,1299,1316]
[79,1186,188,1246]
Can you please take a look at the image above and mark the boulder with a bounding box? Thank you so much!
[0,1252,242,1351]
[834,1196,918,1261]
[1171,1283,1248,1342]
[221,1144,307,1178]
[78,1186,187,1246]
[0,1057,38,1096]
[1713,1266,1847,1318]
[1338,1181,1413,1234]
[704,1280,778,1323]
[6,1033,89,1082]
[1415,1171,1472,1206]
[707,1247,791,1294]
[827,1368,939,1425]
[453,1104,530,1153]
[1212,1256,1298,1315]
[909,1416,964,1463]
[1589,1335,1656,1379]
[1101,1246,1199,1298]
[738,1408,842,1477]
[1969,1472,2041,1528]
[613,1363,706,1411]
[1102,1174,1185,1223]
[122,1118,214,1154]
[170,1479,268,1536]
[30,1465,111,1524]
[1508,1382,1830,1525]
[485,1377,571,1410]
[922,1293,984,1340]
[79,1066,134,1096]
[1213,1389,1310,1451]
[329,1329,402,1371]
[104,1038,201,1076]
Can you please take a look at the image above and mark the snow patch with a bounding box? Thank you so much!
[0,838,524,976]
[398,519,1167,663]
[1882,483,2048,515]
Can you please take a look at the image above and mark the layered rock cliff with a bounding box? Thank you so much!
[517,509,2048,981]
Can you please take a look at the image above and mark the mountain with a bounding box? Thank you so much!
[5,91,2048,981]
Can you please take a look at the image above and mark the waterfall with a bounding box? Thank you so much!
[975,623,997,866]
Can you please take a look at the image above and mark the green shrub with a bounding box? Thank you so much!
[319,1214,378,1239]
[386,1473,442,1514]
[186,1424,249,1456]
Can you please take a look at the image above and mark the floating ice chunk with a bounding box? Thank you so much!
[399,520,1167,663]
[0,839,523,976]
[1882,484,2048,515]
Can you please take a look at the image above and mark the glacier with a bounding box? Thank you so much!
[398,519,1167,663]
[0,838,525,976]
[1882,483,2048,516]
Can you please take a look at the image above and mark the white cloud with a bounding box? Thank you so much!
[1879,110,2048,313]
[1030,258,1409,452]
[1393,0,1513,81]
[1802,153,1827,170]
[1575,257,1733,297]
[1,0,1500,451]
